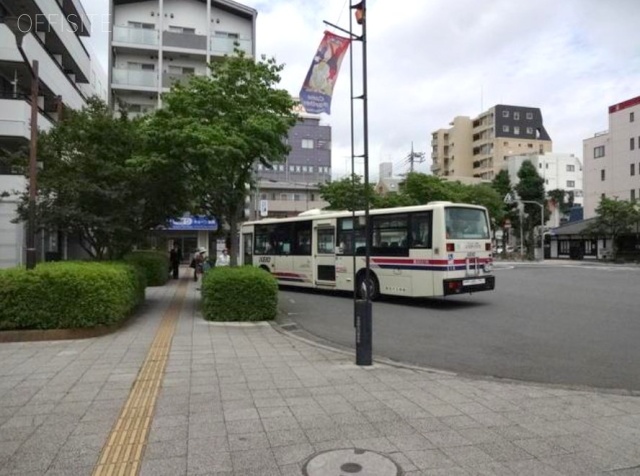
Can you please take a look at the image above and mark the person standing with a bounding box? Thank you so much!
[169,242,182,279]
[217,249,230,267]
[193,248,206,282]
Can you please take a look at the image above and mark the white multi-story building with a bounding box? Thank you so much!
[583,95,640,219]
[0,0,106,268]
[109,0,257,114]
[506,153,583,227]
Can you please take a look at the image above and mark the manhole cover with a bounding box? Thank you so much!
[303,448,401,476]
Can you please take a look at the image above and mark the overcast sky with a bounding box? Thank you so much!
[84,0,640,180]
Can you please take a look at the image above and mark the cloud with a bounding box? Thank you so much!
[84,0,640,179]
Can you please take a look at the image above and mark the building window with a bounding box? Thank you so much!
[631,137,636,150]
[128,21,155,29]
[289,165,294,172]
[502,110,509,118]
[567,180,575,187]
[632,189,636,201]
[601,169,606,181]
[538,163,542,169]
[514,126,520,135]
[594,145,605,158]
[309,166,314,173]
[514,112,520,120]
[566,164,575,172]
[526,127,533,134]
[168,26,196,34]
[601,193,606,200]
[632,163,636,176]
[546,163,549,169]
[502,125,509,132]
[528,143,533,148]
[631,112,635,122]
[302,139,314,149]
[526,112,533,120]
[280,193,288,201]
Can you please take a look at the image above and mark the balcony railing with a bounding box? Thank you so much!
[163,31,207,51]
[113,26,159,47]
[210,37,252,56]
[112,69,158,88]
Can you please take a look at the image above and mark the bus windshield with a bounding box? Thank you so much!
[445,207,490,240]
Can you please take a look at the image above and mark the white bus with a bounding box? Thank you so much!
[240,202,495,299]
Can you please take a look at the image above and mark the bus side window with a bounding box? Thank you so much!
[411,212,432,248]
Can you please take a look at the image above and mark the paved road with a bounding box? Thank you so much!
[278,263,640,392]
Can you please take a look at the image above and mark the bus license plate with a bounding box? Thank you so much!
[463,278,485,286]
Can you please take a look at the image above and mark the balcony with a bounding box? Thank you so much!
[0,27,86,109]
[0,97,54,141]
[163,31,207,51]
[162,72,200,88]
[113,26,159,47]
[112,69,158,89]
[210,37,252,56]
[33,0,90,81]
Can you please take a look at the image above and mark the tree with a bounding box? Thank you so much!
[13,98,185,259]
[319,174,377,210]
[401,173,465,203]
[514,160,549,257]
[142,50,296,266]
[548,188,574,223]
[491,169,515,253]
[587,197,635,258]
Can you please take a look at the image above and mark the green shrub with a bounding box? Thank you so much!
[122,250,169,286]
[0,261,146,330]
[201,266,278,321]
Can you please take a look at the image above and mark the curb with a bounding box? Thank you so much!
[271,320,640,398]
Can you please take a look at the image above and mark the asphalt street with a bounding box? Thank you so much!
[278,262,640,392]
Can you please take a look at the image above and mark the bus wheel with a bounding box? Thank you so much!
[357,272,380,301]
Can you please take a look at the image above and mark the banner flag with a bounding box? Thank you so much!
[299,31,351,115]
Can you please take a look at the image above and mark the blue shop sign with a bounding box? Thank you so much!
[168,216,218,231]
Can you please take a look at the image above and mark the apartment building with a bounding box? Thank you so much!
[109,0,256,114]
[253,108,331,218]
[583,95,640,219]
[507,153,583,227]
[431,105,553,180]
[0,0,105,268]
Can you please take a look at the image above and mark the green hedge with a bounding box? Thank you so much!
[0,261,146,330]
[201,266,278,321]
[122,250,169,286]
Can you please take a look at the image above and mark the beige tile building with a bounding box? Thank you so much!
[583,95,640,218]
[431,105,553,180]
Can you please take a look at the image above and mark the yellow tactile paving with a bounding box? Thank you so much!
[92,281,187,476]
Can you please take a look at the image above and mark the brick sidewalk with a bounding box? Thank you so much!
[1,277,639,475]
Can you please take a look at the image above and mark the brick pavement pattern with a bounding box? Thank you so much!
[1,276,639,475]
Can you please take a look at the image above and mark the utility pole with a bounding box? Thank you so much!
[407,141,425,173]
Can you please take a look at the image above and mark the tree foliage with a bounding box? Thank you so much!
[13,98,185,259]
[512,160,549,256]
[319,172,502,229]
[142,50,297,265]
[318,174,377,210]
[587,197,637,258]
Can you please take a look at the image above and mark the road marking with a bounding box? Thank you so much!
[92,281,186,476]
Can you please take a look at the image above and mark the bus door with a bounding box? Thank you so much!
[314,224,336,286]
[242,232,253,266]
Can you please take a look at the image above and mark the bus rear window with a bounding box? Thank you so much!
[445,207,489,240]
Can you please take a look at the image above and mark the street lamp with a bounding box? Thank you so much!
[3,16,39,269]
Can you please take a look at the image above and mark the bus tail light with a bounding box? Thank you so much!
[485,243,492,251]
[446,243,455,252]
[447,281,461,292]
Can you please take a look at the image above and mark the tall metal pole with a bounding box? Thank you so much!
[356,0,372,366]
[349,0,357,316]
[26,60,39,270]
